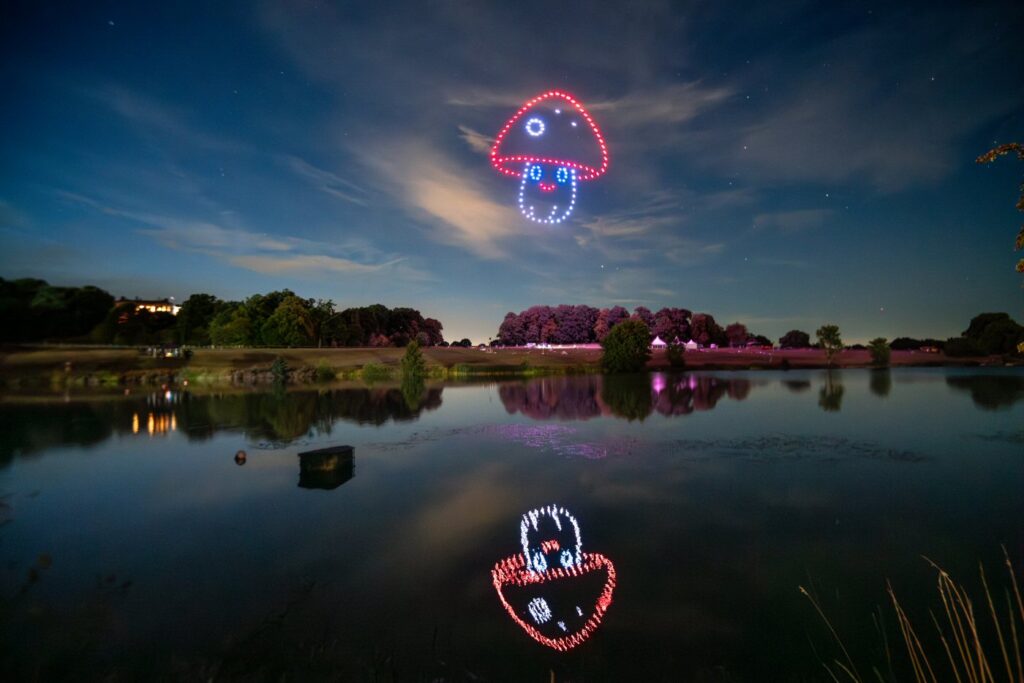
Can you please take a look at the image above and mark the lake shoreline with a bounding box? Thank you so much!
[1,345,1018,389]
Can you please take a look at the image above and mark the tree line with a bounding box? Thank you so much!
[0,278,446,348]
[496,305,768,347]
[194,293,445,348]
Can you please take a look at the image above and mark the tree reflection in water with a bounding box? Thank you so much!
[818,371,845,412]
[946,373,1024,410]
[0,386,443,465]
[499,373,754,422]
[869,369,892,398]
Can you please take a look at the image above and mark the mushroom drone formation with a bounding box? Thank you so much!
[490,91,609,224]
[491,504,617,651]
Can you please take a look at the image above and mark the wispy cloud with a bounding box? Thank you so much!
[358,140,527,260]
[576,191,725,267]
[457,125,494,155]
[228,253,402,275]
[283,155,368,205]
[448,82,732,134]
[588,82,734,127]
[58,191,421,279]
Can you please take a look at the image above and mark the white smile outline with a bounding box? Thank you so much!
[518,163,577,224]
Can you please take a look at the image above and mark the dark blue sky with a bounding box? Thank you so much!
[2,1,1022,342]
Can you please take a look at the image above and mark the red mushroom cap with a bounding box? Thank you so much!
[490,91,609,182]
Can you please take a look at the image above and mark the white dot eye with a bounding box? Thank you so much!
[532,551,548,572]
[525,117,545,137]
[560,549,574,568]
[555,167,569,184]
[528,165,542,181]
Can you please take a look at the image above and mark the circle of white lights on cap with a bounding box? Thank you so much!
[525,117,545,137]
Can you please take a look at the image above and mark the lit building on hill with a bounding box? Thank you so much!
[117,297,181,315]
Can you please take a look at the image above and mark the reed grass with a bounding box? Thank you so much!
[802,547,1024,683]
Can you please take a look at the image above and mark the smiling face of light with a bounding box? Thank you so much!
[518,162,577,224]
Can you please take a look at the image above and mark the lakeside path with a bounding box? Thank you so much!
[0,345,1013,387]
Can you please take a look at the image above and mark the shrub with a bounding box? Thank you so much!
[666,343,686,368]
[867,337,891,367]
[314,361,335,382]
[270,356,289,384]
[401,340,427,379]
[360,363,393,382]
[600,319,651,373]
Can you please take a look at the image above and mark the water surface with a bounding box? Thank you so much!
[1,369,1022,680]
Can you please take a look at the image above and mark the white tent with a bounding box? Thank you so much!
[651,336,668,348]
[684,339,699,351]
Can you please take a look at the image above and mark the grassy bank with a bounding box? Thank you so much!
[0,345,1012,389]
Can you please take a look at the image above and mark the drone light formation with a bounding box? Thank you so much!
[490,91,609,225]
[492,504,617,651]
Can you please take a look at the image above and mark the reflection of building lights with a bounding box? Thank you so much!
[132,413,139,434]
[142,412,176,436]
[652,372,667,395]
[493,505,616,651]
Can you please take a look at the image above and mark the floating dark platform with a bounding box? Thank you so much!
[297,445,354,490]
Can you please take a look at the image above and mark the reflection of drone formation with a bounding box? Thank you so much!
[491,91,609,224]
[297,445,354,490]
[491,505,616,651]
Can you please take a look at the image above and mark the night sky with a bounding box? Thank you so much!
[2,1,1022,343]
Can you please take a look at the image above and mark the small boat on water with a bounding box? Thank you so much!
[297,445,354,490]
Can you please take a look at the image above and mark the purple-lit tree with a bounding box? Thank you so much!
[498,312,525,346]
[632,306,654,328]
[691,313,726,347]
[725,322,749,347]
[652,307,691,344]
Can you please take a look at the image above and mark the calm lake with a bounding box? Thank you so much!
[2,368,1022,681]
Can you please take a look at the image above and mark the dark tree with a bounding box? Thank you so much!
[691,313,725,347]
[816,324,843,366]
[975,143,1024,274]
[600,319,651,373]
[421,318,445,346]
[960,312,1023,354]
[779,329,811,349]
[0,278,115,342]
[176,293,221,345]
[725,322,749,347]
[868,337,891,367]
[261,296,315,347]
